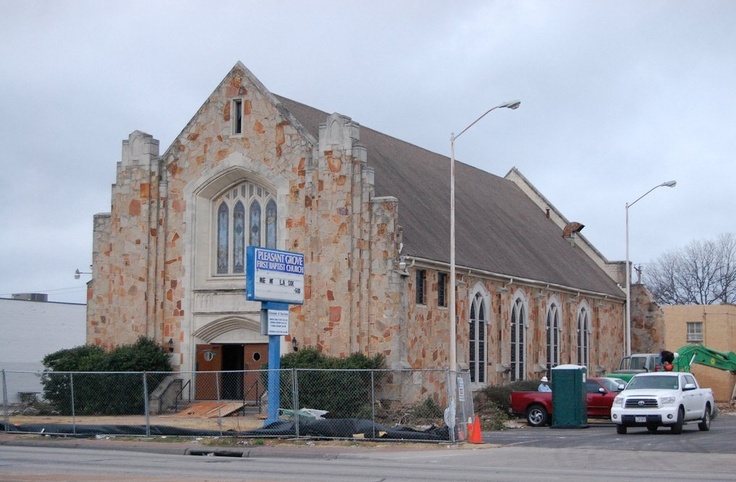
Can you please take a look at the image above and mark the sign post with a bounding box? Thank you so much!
[246,247,304,426]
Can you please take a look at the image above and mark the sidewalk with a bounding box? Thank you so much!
[0,431,486,459]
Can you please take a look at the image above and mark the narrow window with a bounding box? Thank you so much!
[415,270,426,304]
[469,292,487,383]
[510,297,526,381]
[265,199,277,249]
[577,306,590,369]
[546,303,560,375]
[438,272,447,307]
[216,202,229,274]
[233,99,243,134]
[249,201,261,247]
[233,201,245,273]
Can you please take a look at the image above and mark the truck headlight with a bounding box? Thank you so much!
[613,397,623,406]
[659,396,676,405]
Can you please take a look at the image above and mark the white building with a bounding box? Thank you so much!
[0,296,86,403]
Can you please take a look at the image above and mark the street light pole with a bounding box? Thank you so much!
[449,99,520,373]
[624,180,676,357]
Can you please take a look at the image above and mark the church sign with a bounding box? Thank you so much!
[245,247,305,305]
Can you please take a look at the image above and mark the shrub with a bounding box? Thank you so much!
[41,337,172,415]
[269,347,386,418]
[473,380,539,430]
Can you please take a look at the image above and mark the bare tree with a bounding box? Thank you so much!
[644,233,736,305]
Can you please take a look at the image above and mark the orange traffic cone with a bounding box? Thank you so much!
[468,415,483,444]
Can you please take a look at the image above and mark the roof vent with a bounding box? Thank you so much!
[562,222,585,245]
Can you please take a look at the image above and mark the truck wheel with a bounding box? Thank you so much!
[671,407,684,434]
[525,404,548,427]
[616,424,627,435]
[698,405,711,431]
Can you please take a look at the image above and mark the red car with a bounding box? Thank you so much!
[510,377,627,426]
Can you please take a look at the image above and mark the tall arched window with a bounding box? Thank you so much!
[546,301,561,375]
[577,305,590,369]
[510,295,527,381]
[213,181,277,275]
[469,291,488,383]
[265,199,277,249]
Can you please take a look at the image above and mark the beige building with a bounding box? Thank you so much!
[663,305,736,402]
[86,62,636,402]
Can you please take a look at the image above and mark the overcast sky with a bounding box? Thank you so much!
[1,0,734,304]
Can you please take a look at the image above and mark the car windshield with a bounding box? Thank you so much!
[599,378,626,391]
[626,375,679,390]
[629,357,649,370]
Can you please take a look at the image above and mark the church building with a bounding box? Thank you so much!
[86,62,629,399]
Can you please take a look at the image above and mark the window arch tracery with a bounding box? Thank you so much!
[510,291,528,381]
[213,181,277,275]
[469,288,490,384]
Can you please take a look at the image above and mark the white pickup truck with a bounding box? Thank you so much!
[610,372,716,434]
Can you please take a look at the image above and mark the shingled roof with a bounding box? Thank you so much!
[276,95,624,299]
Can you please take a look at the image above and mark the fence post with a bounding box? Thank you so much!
[370,370,376,439]
[2,369,9,429]
[215,371,223,436]
[143,372,150,437]
[291,368,299,438]
[70,373,76,436]
[446,369,455,443]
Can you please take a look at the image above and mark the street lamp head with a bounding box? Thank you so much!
[499,100,521,110]
[661,180,677,188]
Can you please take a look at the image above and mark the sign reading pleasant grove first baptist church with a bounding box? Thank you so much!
[246,247,305,305]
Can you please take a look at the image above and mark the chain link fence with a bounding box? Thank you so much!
[2,368,472,442]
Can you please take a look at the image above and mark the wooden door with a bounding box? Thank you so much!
[243,343,268,402]
[195,344,222,400]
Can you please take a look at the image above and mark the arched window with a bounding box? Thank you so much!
[546,301,561,375]
[216,203,229,274]
[469,291,488,383]
[510,294,527,381]
[233,201,245,273]
[213,181,277,275]
[576,305,591,369]
[265,199,277,249]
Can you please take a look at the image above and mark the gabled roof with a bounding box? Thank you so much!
[276,95,624,299]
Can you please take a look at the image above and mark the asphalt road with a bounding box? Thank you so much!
[2,414,736,481]
[486,413,736,454]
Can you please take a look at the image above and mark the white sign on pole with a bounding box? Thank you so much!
[267,309,289,336]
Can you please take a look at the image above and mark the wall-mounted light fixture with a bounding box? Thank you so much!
[168,338,174,353]
[74,269,92,280]
[292,337,299,352]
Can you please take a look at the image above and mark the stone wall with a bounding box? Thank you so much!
[630,283,666,354]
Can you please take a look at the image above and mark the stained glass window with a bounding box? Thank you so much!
[265,199,277,249]
[249,201,261,248]
[212,181,276,275]
[217,203,229,274]
[233,201,245,273]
